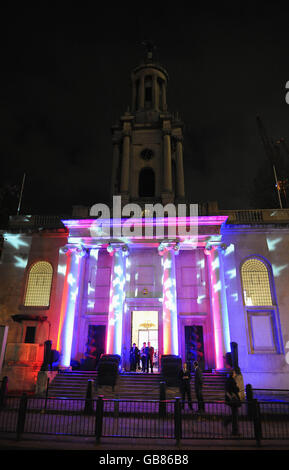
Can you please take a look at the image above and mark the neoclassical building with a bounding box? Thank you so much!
[0,48,289,392]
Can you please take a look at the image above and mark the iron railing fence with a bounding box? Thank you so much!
[1,395,289,445]
[0,396,97,438]
[252,389,289,402]
[181,401,257,440]
[0,396,21,434]
[259,401,289,440]
[101,399,176,439]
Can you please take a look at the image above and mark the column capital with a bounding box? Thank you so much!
[63,245,88,257]
[107,242,129,256]
[158,240,180,256]
[162,129,171,137]
[204,242,227,256]
[173,135,183,143]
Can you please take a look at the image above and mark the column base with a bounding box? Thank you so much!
[175,196,186,205]
[212,368,229,374]
[120,193,130,206]
[161,192,174,205]
[58,365,72,371]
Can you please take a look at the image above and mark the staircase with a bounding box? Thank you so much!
[47,370,227,401]
[47,371,98,398]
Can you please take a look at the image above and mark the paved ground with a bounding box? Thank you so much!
[1,434,288,469]
[0,433,289,450]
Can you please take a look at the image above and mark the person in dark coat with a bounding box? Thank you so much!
[140,342,148,372]
[148,342,154,373]
[178,362,193,410]
[193,360,205,413]
[129,343,139,371]
[144,343,150,373]
[224,369,241,436]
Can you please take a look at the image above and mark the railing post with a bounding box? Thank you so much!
[0,376,8,410]
[230,341,239,370]
[114,399,119,418]
[174,397,182,446]
[41,340,52,371]
[246,384,254,419]
[16,393,28,441]
[159,381,166,418]
[95,395,104,443]
[84,379,94,415]
[252,399,262,447]
[44,377,50,410]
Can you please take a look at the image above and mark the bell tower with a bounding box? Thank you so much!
[111,43,185,207]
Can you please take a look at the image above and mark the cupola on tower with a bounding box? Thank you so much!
[111,43,185,207]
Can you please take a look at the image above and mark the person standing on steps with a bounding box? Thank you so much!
[129,343,139,372]
[224,369,241,436]
[193,360,205,414]
[140,342,148,373]
[178,362,193,410]
[148,342,154,373]
[234,366,245,401]
[144,342,150,373]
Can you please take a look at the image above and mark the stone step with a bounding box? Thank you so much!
[48,370,227,399]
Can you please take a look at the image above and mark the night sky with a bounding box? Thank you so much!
[1,3,289,219]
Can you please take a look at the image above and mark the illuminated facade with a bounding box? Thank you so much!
[0,49,289,392]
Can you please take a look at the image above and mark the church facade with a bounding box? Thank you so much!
[1,50,289,393]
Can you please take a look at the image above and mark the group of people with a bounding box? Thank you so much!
[130,346,245,433]
[179,361,205,413]
[224,366,245,435]
[179,361,245,430]
[129,342,155,373]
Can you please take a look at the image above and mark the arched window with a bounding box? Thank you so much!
[139,167,155,197]
[241,258,273,306]
[144,75,152,108]
[240,257,282,354]
[24,261,53,307]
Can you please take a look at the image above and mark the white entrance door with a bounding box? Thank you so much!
[132,310,159,368]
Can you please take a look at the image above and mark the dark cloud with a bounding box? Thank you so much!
[0,3,289,216]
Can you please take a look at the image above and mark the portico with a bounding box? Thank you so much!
[58,215,229,371]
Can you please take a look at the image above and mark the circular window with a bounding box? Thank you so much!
[140,148,154,161]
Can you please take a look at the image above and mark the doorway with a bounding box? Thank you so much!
[84,325,106,370]
[131,310,158,370]
[185,325,205,371]
[138,167,155,197]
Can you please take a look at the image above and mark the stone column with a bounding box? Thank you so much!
[162,82,167,111]
[158,241,180,355]
[162,130,172,193]
[120,130,131,194]
[205,245,230,370]
[111,137,120,196]
[58,246,87,369]
[175,136,185,200]
[106,244,128,356]
[131,80,136,111]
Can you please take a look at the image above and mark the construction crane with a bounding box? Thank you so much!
[275,137,289,203]
[256,116,283,208]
